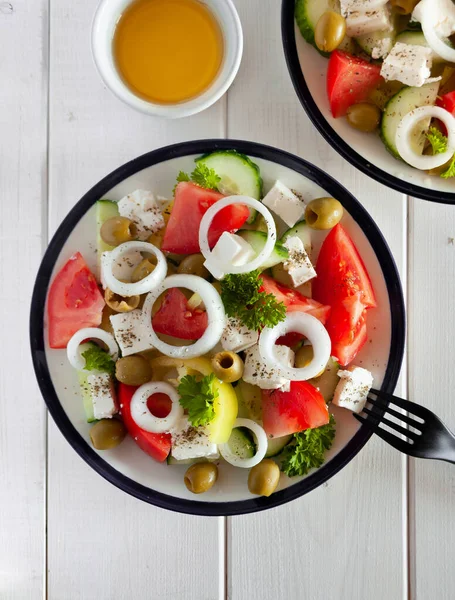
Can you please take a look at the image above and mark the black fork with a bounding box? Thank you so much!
[354,389,455,463]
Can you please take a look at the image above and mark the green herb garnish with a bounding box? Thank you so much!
[82,345,115,376]
[177,373,219,427]
[280,415,336,477]
[425,127,455,178]
[220,270,286,331]
[174,163,221,193]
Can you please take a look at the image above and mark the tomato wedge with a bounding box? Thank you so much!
[262,381,329,438]
[48,252,105,348]
[152,288,208,340]
[161,182,249,254]
[118,384,171,462]
[327,51,383,118]
[331,311,368,367]
[437,91,455,115]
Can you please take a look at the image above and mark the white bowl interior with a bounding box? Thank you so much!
[42,154,395,504]
[294,23,455,196]
[91,0,242,118]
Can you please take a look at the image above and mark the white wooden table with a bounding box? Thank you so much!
[2,0,455,598]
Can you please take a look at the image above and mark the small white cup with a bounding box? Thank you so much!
[91,0,243,118]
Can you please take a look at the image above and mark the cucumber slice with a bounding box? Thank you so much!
[265,435,292,458]
[196,151,262,223]
[166,456,218,465]
[308,357,340,403]
[237,230,288,269]
[395,31,451,64]
[280,220,311,255]
[77,343,97,423]
[236,380,263,422]
[96,200,119,254]
[295,0,354,55]
[356,30,394,58]
[380,81,440,159]
[227,427,256,459]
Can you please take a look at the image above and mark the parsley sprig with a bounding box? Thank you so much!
[425,127,455,178]
[177,373,219,427]
[81,344,115,376]
[280,415,336,477]
[220,270,286,331]
[174,163,221,193]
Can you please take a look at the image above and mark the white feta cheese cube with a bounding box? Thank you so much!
[340,0,391,37]
[86,372,118,420]
[381,43,434,87]
[118,189,165,240]
[332,366,373,414]
[110,309,155,356]
[170,417,219,461]
[262,181,305,228]
[243,344,294,390]
[371,37,394,59]
[205,232,255,279]
[340,0,388,13]
[221,317,259,353]
[283,236,316,288]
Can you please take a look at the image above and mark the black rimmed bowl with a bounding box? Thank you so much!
[281,0,455,204]
[30,139,405,516]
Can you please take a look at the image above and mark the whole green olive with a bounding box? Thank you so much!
[248,459,280,497]
[177,254,210,279]
[100,216,137,246]
[104,288,140,313]
[305,197,343,230]
[212,351,244,383]
[115,355,153,386]
[314,11,347,53]
[184,462,218,494]
[346,103,381,133]
[89,419,127,450]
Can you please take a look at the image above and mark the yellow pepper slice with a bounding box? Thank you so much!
[150,356,238,443]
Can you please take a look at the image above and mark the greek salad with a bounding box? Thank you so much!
[296,0,455,178]
[47,151,376,498]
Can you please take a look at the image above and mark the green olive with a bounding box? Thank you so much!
[104,288,140,313]
[184,462,218,494]
[212,351,244,383]
[89,419,127,450]
[248,459,280,497]
[346,103,381,133]
[177,254,210,279]
[115,355,153,386]
[295,345,314,368]
[100,216,137,246]
[314,11,346,53]
[305,197,343,230]
[131,258,156,283]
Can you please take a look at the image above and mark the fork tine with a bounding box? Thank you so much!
[369,389,429,420]
[363,407,419,440]
[354,413,412,454]
[367,398,423,430]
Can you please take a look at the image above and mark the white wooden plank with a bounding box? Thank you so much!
[408,199,455,600]
[47,1,224,598]
[228,2,407,599]
[0,1,47,598]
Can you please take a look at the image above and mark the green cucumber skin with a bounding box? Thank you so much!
[238,230,288,269]
[96,200,119,254]
[295,0,344,57]
[228,427,256,459]
[265,435,292,458]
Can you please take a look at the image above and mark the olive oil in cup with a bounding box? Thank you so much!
[92,0,243,118]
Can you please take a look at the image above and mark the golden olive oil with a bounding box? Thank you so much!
[113,0,224,104]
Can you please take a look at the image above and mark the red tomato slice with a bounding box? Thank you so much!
[48,252,105,348]
[327,51,383,118]
[262,381,329,438]
[147,393,172,418]
[331,311,368,366]
[161,182,249,254]
[119,384,171,462]
[152,288,208,340]
[437,91,455,114]
[259,274,331,323]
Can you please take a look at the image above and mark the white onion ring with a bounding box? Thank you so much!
[67,327,119,371]
[198,196,276,276]
[395,106,455,170]
[415,0,455,63]
[218,418,268,468]
[101,241,167,297]
[141,274,226,359]
[259,312,331,381]
[130,381,183,433]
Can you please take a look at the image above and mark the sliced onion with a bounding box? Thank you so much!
[198,196,276,276]
[130,381,183,433]
[259,312,331,381]
[141,274,226,358]
[101,241,167,297]
[396,106,455,170]
[67,327,119,371]
[416,0,455,63]
[218,418,268,468]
